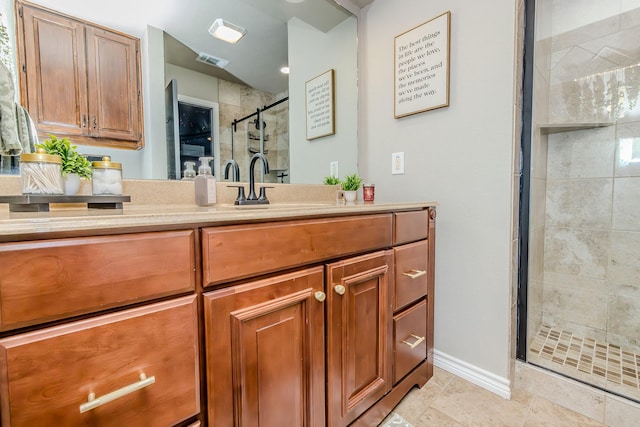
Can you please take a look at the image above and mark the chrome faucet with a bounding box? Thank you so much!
[246,153,270,204]
[223,159,240,182]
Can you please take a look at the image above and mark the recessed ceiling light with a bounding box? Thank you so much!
[208,18,247,44]
[280,66,290,74]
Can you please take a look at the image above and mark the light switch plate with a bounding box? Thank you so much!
[330,161,339,178]
[392,152,404,175]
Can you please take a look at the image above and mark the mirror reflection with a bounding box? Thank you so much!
[0,0,359,184]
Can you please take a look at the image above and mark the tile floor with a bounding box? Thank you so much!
[379,367,606,426]
[529,324,640,402]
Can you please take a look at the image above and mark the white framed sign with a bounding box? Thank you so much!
[305,69,335,140]
[394,11,451,118]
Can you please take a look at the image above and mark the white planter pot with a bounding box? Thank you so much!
[343,190,357,202]
[63,173,80,195]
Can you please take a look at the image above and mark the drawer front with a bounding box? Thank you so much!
[394,210,428,245]
[394,240,428,310]
[0,230,196,330]
[0,296,200,427]
[202,214,392,286]
[393,299,428,384]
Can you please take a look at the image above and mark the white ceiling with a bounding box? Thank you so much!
[26,0,358,94]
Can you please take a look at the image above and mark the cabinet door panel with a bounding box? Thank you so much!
[20,4,87,136]
[204,267,325,427]
[327,251,393,427]
[86,26,141,141]
[0,296,200,427]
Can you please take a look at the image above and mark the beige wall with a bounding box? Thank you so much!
[359,0,519,385]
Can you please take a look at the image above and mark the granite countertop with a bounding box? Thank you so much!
[0,200,437,240]
[0,177,436,240]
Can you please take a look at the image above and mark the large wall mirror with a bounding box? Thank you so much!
[0,0,361,184]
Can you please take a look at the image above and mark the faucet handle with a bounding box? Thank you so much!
[257,186,274,203]
[227,185,247,205]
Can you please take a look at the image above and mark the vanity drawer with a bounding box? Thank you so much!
[202,214,392,286]
[0,295,200,427]
[393,299,428,384]
[394,210,428,245]
[0,230,196,330]
[394,240,428,311]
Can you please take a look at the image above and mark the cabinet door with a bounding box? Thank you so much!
[86,25,141,142]
[326,251,393,427]
[19,4,88,137]
[204,267,326,427]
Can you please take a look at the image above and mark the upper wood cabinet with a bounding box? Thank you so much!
[16,1,144,149]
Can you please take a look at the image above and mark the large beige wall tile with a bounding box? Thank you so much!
[615,121,640,177]
[609,231,640,285]
[607,295,640,350]
[612,177,640,230]
[545,178,612,228]
[544,228,609,278]
[547,127,615,179]
[542,286,607,330]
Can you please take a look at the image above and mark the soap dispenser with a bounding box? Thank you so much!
[182,161,196,180]
[195,156,216,206]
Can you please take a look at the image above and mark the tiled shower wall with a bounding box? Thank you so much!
[529,3,640,357]
[218,80,289,183]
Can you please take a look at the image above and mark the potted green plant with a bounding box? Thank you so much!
[323,176,341,186]
[341,172,363,202]
[36,135,92,195]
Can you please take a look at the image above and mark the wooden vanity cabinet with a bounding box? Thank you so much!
[202,208,436,427]
[17,1,143,149]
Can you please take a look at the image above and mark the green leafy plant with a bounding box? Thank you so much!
[36,135,92,179]
[341,173,363,191]
[323,176,341,186]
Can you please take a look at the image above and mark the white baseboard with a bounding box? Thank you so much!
[434,350,511,399]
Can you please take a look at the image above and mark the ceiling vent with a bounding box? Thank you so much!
[196,52,229,69]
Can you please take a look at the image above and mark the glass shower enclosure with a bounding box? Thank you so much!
[522,0,640,402]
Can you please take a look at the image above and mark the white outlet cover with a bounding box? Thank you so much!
[330,161,339,178]
[392,152,404,175]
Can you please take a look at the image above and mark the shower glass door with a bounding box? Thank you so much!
[525,0,640,402]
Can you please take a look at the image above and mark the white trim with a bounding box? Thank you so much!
[434,350,511,399]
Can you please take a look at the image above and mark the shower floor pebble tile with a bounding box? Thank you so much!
[379,367,606,426]
[529,325,640,402]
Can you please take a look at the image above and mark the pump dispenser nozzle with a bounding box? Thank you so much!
[198,157,214,175]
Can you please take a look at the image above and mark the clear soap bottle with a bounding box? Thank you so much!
[182,161,196,180]
[195,156,216,206]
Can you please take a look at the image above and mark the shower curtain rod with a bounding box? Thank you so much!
[231,96,289,131]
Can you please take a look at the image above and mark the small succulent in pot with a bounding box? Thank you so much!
[36,135,92,179]
[341,173,363,191]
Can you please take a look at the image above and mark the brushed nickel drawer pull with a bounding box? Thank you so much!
[401,334,425,349]
[79,372,155,413]
[402,269,426,279]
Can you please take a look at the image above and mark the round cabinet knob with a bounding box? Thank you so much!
[314,291,326,302]
[334,284,346,295]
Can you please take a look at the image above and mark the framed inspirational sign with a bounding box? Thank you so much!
[394,11,451,118]
[305,69,335,140]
